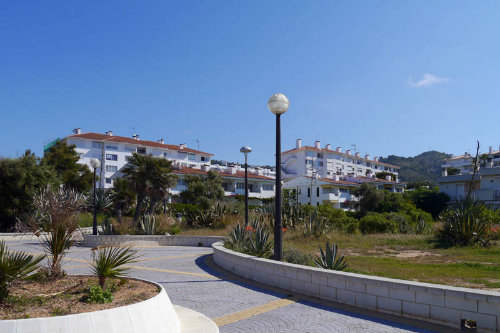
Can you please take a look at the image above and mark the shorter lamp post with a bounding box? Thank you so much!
[268,93,289,261]
[240,145,252,226]
[89,158,101,235]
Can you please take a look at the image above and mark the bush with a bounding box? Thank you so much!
[333,216,359,234]
[384,212,411,234]
[359,213,398,234]
[84,285,113,303]
[90,246,140,289]
[283,248,314,266]
[317,204,346,225]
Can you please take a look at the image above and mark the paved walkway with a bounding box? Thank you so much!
[5,237,458,333]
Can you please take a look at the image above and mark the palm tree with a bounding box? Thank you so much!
[110,177,136,222]
[122,153,177,223]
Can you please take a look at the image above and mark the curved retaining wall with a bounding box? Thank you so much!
[213,242,500,333]
[0,281,182,333]
[83,235,224,248]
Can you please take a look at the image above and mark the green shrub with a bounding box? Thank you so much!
[84,285,113,303]
[90,246,140,289]
[359,213,398,234]
[317,204,346,225]
[283,248,314,266]
[385,212,411,234]
[168,224,181,235]
[333,216,359,234]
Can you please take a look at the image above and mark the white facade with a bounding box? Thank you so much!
[439,145,500,207]
[61,129,275,199]
[282,139,400,181]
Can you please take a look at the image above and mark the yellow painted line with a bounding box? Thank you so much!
[213,297,297,326]
[144,253,211,262]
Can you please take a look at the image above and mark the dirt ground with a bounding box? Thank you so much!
[0,276,159,319]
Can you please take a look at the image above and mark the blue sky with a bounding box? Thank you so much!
[1,1,499,165]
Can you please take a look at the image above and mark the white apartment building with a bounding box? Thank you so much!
[282,139,400,181]
[60,129,275,199]
[438,145,500,207]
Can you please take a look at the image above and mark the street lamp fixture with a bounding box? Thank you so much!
[89,158,101,236]
[267,93,289,261]
[240,145,252,226]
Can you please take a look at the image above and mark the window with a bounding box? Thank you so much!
[201,156,209,162]
[177,179,186,186]
[263,184,274,191]
[317,153,323,158]
[237,183,245,189]
[106,165,118,172]
[105,178,112,184]
[137,147,146,154]
[339,188,348,193]
[188,153,196,161]
[316,187,320,197]
[124,146,134,152]
[106,154,117,161]
[106,145,118,150]
[307,188,311,197]
[163,152,168,157]
[92,141,103,149]
[317,161,324,167]
[125,155,132,162]
[306,151,315,157]
[305,160,313,165]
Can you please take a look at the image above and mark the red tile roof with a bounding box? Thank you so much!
[66,132,213,156]
[282,146,400,169]
[174,167,274,181]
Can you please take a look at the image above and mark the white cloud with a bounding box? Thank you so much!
[408,73,450,88]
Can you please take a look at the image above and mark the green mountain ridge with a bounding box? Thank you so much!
[380,151,452,185]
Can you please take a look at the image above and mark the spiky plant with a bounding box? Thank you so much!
[247,225,273,258]
[302,209,327,238]
[314,242,348,271]
[101,218,115,235]
[139,214,157,235]
[0,241,45,302]
[224,224,248,251]
[90,246,140,290]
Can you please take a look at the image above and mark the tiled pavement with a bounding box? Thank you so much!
[5,237,458,333]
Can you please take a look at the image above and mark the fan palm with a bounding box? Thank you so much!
[110,177,135,222]
[0,241,45,302]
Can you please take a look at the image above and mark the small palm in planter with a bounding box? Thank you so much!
[314,242,348,271]
[0,241,45,302]
[90,246,140,290]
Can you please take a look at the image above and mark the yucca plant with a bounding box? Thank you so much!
[90,246,140,290]
[101,218,115,235]
[314,242,348,271]
[0,241,45,302]
[139,214,157,235]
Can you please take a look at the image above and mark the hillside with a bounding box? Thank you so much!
[380,151,451,185]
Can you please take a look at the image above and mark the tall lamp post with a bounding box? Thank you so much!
[267,93,289,261]
[240,145,252,226]
[89,158,101,236]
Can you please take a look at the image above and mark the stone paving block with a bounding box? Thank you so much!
[366,284,389,297]
[389,288,415,302]
[402,301,429,319]
[445,295,477,312]
[378,296,402,314]
[356,293,377,309]
[415,291,444,306]
[460,310,497,331]
[429,305,460,325]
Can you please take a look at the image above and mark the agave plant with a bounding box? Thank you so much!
[302,209,327,238]
[415,217,427,235]
[314,242,348,271]
[246,225,273,258]
[139,214,157,235]
[90,246,140,290]
[224,224,248,251]
[0,241,45,302]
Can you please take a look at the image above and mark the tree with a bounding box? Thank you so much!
[353,183,384,216]
[375,171,396,181]
[110,178,136,222]
[180,170,224,210]
[0,151,59,230]
[405,188,450,219]
[122,153,177,223]
[42,140,93,192]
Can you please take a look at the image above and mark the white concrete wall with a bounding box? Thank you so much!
[213,242,500,333]
[83,235,225,248]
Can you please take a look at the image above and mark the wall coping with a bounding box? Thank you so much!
[83,234,225,248]
[213,242,500,332]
